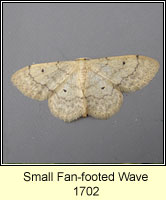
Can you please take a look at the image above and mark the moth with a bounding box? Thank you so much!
[11,55,159,122]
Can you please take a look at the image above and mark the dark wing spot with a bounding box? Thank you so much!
[63,89,67,92]
[123,61,125,65]
[41,69,44,72]
[101,87,105,90]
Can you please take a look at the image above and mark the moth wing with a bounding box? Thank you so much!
[11,61,75,100]
[87,55,159,92]
[85,70,123,119]
[48,71,86,122]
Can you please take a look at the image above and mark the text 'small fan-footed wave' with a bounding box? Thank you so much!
[11,55,159,122]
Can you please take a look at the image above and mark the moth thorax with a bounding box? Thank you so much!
[76,57,90,61]
[79,62,87,89]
